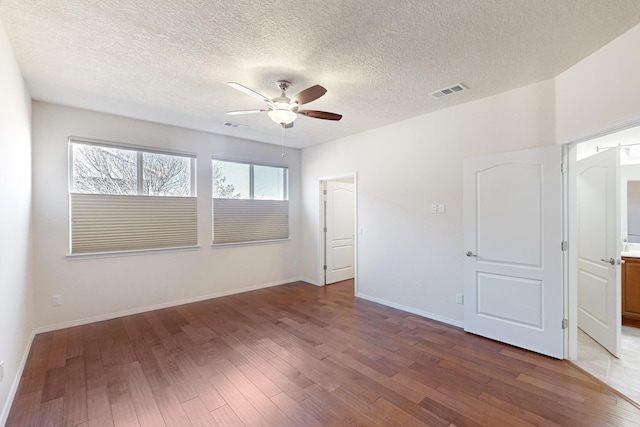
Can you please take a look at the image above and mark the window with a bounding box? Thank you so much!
[69,138,197,254]
[212,159,289,244]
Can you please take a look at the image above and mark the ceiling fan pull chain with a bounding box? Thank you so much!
[281,126,285,158]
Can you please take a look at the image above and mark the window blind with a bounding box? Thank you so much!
[212,199,289,244]
[70,194,197,254]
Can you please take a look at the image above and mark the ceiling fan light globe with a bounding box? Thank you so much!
[268,109,297,125]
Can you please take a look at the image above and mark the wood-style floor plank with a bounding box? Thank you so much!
[6,279,640,426]
[209,404,243,427]
[208,373,268,427]
[85,385,114,427]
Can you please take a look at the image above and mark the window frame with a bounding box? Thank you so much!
[212,158,288,201]
[212,157,290,246]
[67,137,199,256]
[68,137,197,197]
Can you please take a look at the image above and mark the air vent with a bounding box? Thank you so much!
[430,83,467,99]
[223,121,248,129]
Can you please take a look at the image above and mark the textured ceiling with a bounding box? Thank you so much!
[2,1,640,148]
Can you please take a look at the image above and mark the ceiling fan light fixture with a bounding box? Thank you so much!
[227,81,339,128]
[268,109,297,125]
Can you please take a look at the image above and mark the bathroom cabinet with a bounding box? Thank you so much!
[622,257,640,328]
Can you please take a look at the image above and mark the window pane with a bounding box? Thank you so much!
[72,143,137,195]
[143,152,192,196]
[212,160,249,199]
[254,165,286,200]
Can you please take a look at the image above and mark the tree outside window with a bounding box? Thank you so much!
[71,143,194,196]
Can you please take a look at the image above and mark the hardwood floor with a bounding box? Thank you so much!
[7,279,640,426]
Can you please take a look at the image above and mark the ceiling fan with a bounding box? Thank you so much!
[226,80,342,128]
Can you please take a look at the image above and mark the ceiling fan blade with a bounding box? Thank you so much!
[291,85,327,105]
[227,82,271,102]
[225,109,266,115]
[298,110,342,121]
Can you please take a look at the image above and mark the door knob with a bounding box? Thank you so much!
[601,258,615,265]
[466,251,477,257]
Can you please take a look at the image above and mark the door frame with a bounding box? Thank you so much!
[317,172,358,292]
[565,115,640,359]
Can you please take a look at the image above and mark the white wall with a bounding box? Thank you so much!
[31,102,301,330]
[300,79,556,325]
[0,19,33,425]
[556,23,640,144]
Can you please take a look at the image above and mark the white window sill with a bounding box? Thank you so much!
[211,238,291,248]
[66,245,201,260]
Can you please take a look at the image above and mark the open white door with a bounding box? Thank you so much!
[324,180,355,284]
[577,148,621,357]
[463,145,564,359]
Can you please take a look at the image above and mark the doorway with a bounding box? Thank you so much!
[571,124,640,403]
[460,122,640,400]
[320,175,357,288]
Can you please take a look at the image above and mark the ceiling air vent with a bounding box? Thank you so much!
[430,83,467,99]
[223,121,248,129]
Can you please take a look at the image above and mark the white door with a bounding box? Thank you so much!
[577,148,621,357]
[325,181,355,284]
[463,145,564,359]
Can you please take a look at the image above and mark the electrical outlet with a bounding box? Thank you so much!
[52,295,62,306]
[431,204,437,214]
[456,293,464,304]
[0,360,4,382]
[438,203,446,214]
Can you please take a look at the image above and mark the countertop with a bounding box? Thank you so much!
[622,251,640,259]
[622,246,640,258]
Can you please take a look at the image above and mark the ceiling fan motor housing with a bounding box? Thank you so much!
[276,80,291,92]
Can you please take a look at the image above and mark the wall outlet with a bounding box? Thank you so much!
[456,293,464,304]
[0,360,4,382]
[52,294,62,306]
[438,203,446,214]
[431,204,437,214]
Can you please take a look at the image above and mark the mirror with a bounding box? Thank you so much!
[629,181,640,243]
[622,164,640,246]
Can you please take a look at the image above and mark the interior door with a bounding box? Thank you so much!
[463,145,564,359]
[577,148,621,357]
[325,180,355,284]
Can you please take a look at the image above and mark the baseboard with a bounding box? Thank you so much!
[32,277,301,335]
[1,330,36,427]
[301,277,321,286]
[356,292,464,329]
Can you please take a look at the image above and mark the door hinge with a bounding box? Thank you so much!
[561,162,567,174]
[323,265,327,271]
[561,241,568,251]
[562,318,568,329]
[323,190,327,195]
[323,227,328,233]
